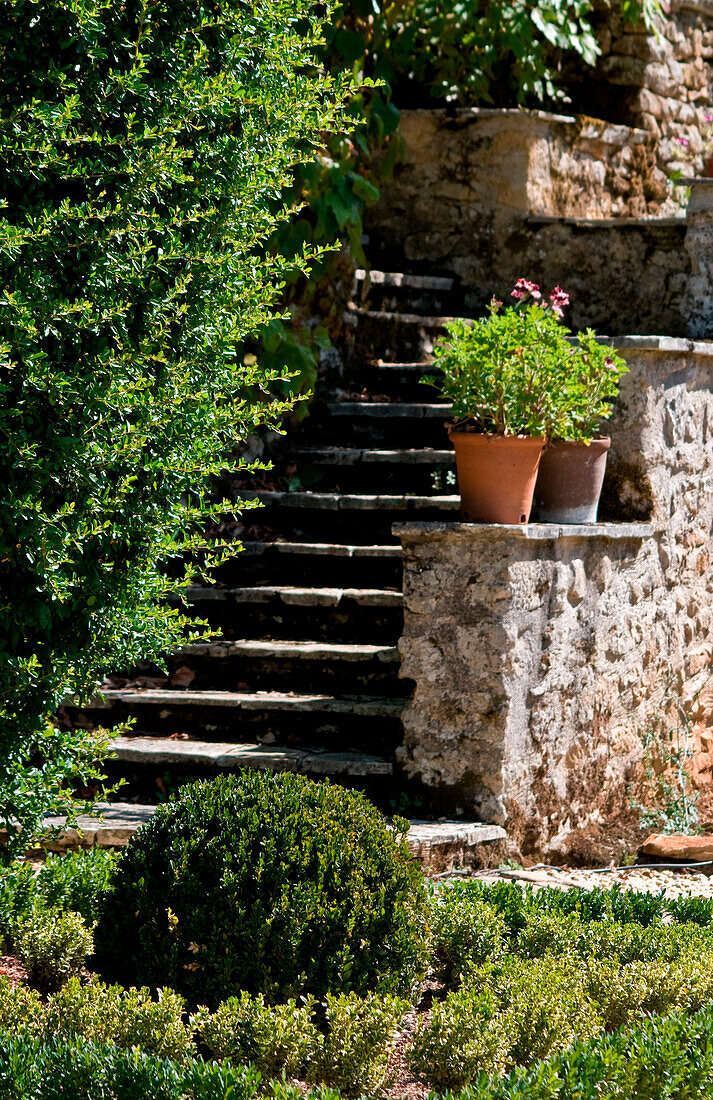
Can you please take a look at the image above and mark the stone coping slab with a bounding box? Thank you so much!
[393,521,655,542]
[35,804,508,872]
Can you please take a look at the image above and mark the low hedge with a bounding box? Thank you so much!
[449,1000,713,1100]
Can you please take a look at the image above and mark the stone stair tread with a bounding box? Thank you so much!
[110,737,394,775]
[179,639,400,662]
[326,401,451,417]
[183,585,403,606]
[95,689,405,717]
[354,269,455,291]
[39,803,508,873]
[347,307,462,326]
[289,447,455,465]
[238,491,459,510]
[239,542,402,558]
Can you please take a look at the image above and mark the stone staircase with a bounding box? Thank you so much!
[69,268,466,811]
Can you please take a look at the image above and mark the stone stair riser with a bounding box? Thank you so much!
[344,309,458,365]
[352,270,462,317]
[209,546,403,590]
[71,699,405,750]
[178,595,403,643]
[300,407,452,449]
[236,500,458,543]
[159,649,408,695]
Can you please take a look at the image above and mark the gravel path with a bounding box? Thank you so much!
[472,865,713,899]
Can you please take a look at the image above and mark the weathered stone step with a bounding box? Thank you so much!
[285,448,456,493]
[176,585,404,643]
[291,447,453,465]
[74,688,406,749]
[42,803,508,872]
[162,639,405,695]
[211,541,403,589]
[306,400,452,448]
[234,491,459,543]
[111,736,394,775]
[344,307,462,365]
[352,269,462,317]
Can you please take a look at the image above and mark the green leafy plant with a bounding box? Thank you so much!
[36,849,118,925]
[0,975,43,1038]
[45,978,191,1063]
[306,992,408,1097]
[13,910,93,993]
[0,0,350,854]
[93,773,429,1009]
[631,679,705,834]
[429,894,508,989]
[193,992,319,1077]
[409,986,512,1090]
[430,281,628,440]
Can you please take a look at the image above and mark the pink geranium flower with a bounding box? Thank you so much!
[511,278,541,301]
[549,285,570,316]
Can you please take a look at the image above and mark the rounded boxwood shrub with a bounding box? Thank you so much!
[93,773,428,1008]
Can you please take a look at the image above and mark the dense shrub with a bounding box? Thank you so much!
[429,895,508,989]
[93,773,428,1008]
[0,0,350,852]
[0,977,43,1038]
[14,910,93,993]
[410,955,600,1090]
[194,992,319,1077]
[45,979,190,1063]
[36,850,118,925]
[306,992,407,1097]
[0,1034,267,1100]
[449,1001,713,1100]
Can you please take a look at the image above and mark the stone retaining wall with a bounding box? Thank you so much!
[394,339,713,860]
[365,109,689,335]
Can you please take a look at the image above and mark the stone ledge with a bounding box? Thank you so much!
[526,215,684,229]
[393,521,655,542]
[34,805,508,873]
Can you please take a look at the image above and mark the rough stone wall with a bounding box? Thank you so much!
[395,340,713,859]
[567,0,713,189]
[364,109,689,334]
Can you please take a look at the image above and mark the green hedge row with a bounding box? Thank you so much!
[451,999,713,1100]
[0,1033,338,1100]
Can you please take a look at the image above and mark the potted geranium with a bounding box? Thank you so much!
[429,279,627,524]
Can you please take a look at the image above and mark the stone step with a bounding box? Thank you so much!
[305,400,453,448]
[349,360,443,401]
[74,688,406,750]
[210,541,403,589]
[284,448,456,493]
[175,585,404,643]
[352,269,462,317]
[344,307,462,365]
[160,639,405,695]
[111,736,395,775]
[41,803,509,872]
[234,491,460,543]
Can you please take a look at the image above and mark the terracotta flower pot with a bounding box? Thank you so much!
[704,155,713,179]
[449,431,545,524]
[533,437,611,524]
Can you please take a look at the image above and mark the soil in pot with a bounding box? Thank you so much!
[533,437,611,524]
[449,431,544,524]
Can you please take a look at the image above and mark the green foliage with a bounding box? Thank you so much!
[35,849,118,925]
[0,850,117,946]
[0,0,350,853]
[0,1033,265,1100]
[329,1,664,111]
[45,978,191,1064]
[0,976,43,1038]
[410,954,600,1090]
[441,1000,713,1100]
[13,910,93,993]
[430,287,628,441]
[429,895,508,989]
[93,773,429,1009]
[307,992,408,1097]
[194,992,319,1078]
[409,987,512,1090]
